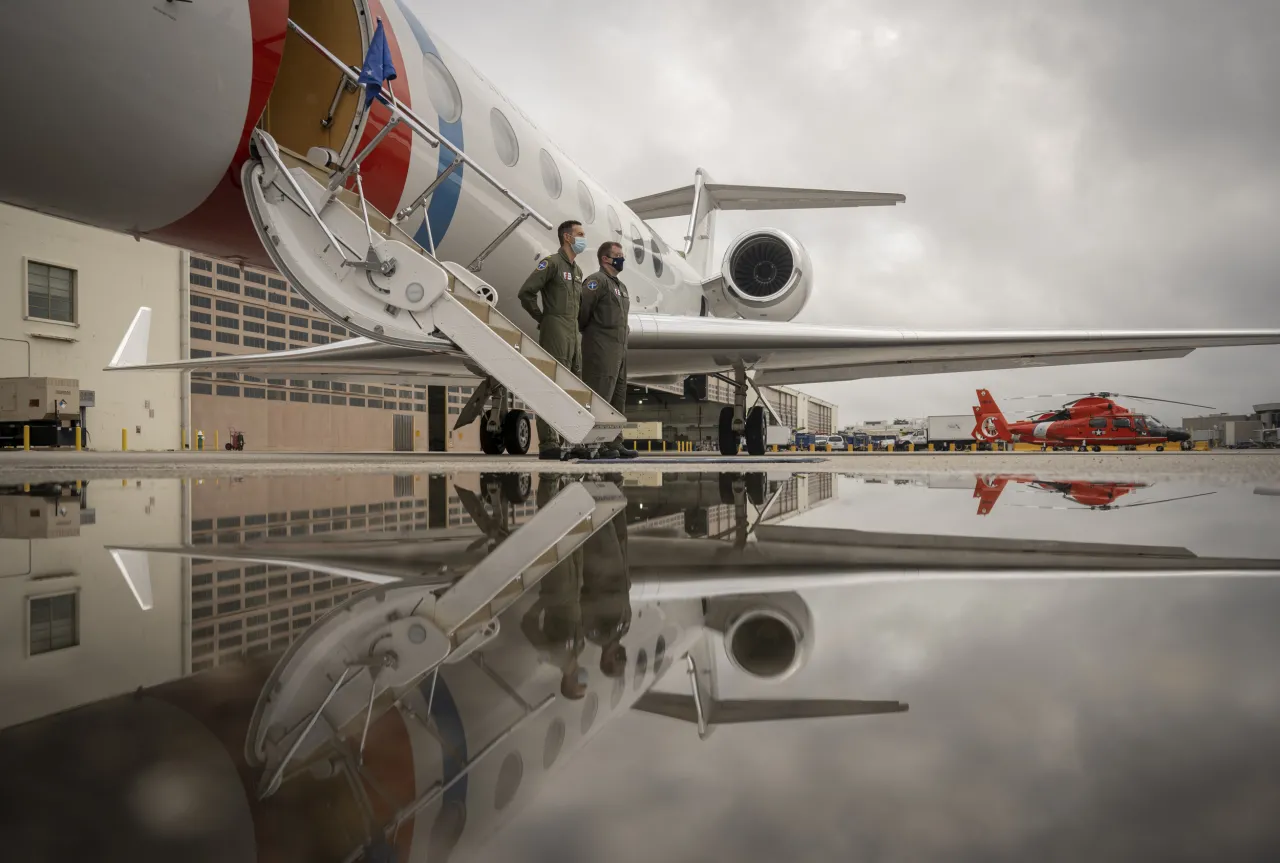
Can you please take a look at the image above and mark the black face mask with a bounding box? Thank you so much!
[609,256,625,272]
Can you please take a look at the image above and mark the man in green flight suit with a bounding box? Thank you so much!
[578,241,637,459]
[518,219,591,460]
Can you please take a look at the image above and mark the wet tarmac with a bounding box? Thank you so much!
[2,466,1279,861]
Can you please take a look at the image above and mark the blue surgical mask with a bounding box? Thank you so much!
[571,236,587,254]
[610,256,625,272]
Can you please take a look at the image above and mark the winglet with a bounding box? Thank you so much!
[108,307,151,368]
[109,548,153,611]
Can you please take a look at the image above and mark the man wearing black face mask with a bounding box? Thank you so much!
[579,241,637,459]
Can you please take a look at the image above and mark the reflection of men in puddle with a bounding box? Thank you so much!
[582,504,631,679]
[521,476,587,699]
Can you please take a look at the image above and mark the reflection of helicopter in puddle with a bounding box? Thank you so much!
[5,475,907,863]
[972,475,1215,516]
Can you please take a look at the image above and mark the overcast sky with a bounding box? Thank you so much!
[424,0,1279,423]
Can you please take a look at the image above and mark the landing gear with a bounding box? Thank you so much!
[503,409,531,455]
[744,406,766,456]
[718,405,739,456]
[1092,445,1101,452]
[1155,445,1165,452]
[480,423,505,455]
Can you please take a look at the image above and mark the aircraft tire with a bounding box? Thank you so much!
[718,406,739,456]
[480,423,506,455]
[502,473,532,503]
[745,472,767,505]
[503,410,531,455]
[1156,445,1164,452]
[744,406,767,456]
[1092,445,1101,452]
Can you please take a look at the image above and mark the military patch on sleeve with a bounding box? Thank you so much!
[586,280,598,290]
[537,260,548,270]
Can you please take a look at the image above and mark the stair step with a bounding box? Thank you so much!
[527,357,557,378]
[456,296,491,322]
[567,389,593,408]
[491,327,523,349]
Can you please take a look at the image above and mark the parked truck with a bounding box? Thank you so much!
[925,414,991,451]
[0,378,82,448]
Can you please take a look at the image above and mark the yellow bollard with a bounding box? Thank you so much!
[23,425,29,451]
[121,428,128,451]
[181,427,187,450]
[74,425,81,451]
[214,429,219,450]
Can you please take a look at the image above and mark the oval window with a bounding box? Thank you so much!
[543,718,566,769]
[494,752,523,811]
[577,180,596,224]
[539,149,562,199]
[633,648,649,691]
[490,107,519,167]
[630,225,645,264]
[610,673,626,709]
[654,635,667,675]
[421,53,462,123]
[650,237,663,278]
[607,206,622,236]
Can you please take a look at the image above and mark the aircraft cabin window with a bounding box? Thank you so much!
[630,225,646,263]
[634,647,649,691]
[421,52,462,123]
[494,753,523,811]
[1089,417,1107,428]
[538,149,562,199]
[1113,417,1131,429]
[577,180,596,224]
[490,107,519,166]
[650,237,663,277]
[606,205,622,236]
[543,719,566,769]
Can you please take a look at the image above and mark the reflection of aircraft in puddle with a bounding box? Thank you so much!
[971,475,1215,515]
[6,476,905,863]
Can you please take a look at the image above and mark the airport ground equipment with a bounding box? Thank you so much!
[0,378,81,449]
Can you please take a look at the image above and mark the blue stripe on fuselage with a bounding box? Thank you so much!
[393,0,465,248]
[422,673,469,806]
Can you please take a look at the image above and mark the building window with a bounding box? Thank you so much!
[216,263,240,278]
[215,316,239,330]
[331,326,346,336]
[244,321,265,334]
[245,387,266,399]
[414,403,425,412]
[288,315,306,327]
[190,272,213,288]
[267,311,285,324]
[26,261,77,324]
[290,297,310,309]
[312,380,330,390]
[399,401,412,411]
[349,397,366,407]
[289,330,308,342]
[191,294,212,309]
[312,393,331,404]
[191,310,212,324]
[290,392,308,402]
[268,277,287,289]
[331,382,347,392]
[350,384,366,394]
[216,278,241,294]
[244,336,265,348]
[368,386,382,396]
[244,286,267,300]
[191,349,212,359]
[215,332,239,345]
[332,396,347,406]
[267,389,286,401]
[311,320,329,331]
[368,399,383,409]
[243,306,265,319]
[191,257,214,272]
[266,326,285,338]
[244,270,266,284]
[215,299,239,313]
[191,381,213,395]
[268,292,287,305]
[216,385,240,397]
[264,340,283,351]
[311,334,329,345]
[191,327,211,341]
[29,593,79,655]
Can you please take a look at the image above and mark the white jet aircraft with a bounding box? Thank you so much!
[2,0,1278,455]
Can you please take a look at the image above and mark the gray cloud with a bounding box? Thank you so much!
[424,1,1280,419]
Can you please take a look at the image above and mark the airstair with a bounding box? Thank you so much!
[240,20,625,446]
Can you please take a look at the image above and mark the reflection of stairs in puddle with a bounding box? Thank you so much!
[241,19,624,445]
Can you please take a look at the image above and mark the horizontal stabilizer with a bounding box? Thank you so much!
[633,692,908,724]
[626,183,905,219]
[108,307,151,368]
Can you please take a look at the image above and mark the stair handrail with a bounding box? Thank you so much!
[285,19,554,232]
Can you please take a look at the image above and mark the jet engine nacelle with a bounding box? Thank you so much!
[704,591,814,681]
[703,229,814,321]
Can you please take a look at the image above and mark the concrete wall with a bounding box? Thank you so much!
[0,479,185,729]
[0,204,183,451]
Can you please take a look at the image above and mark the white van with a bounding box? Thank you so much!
[816,434,847,451]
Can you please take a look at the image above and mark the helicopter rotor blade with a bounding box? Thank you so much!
[1108,394,1216,410]
[1117,491,1218,509]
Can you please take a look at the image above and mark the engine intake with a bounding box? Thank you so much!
[706,591,814,681]
[703,229,814,321]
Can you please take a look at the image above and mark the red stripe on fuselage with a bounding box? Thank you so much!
[150,0,289,265]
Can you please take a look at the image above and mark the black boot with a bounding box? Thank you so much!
[539,446,564,461]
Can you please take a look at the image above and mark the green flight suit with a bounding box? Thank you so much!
[518,250,584,452]
[578,269,630,439]
[581,508,631,649]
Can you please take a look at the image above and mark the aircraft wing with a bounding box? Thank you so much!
[624,315,1280,385]
[632,692,908,724]
[625,183,905,219]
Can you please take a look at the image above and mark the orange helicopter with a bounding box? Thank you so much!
[971,389,1207,451]
[972,474,1214,515]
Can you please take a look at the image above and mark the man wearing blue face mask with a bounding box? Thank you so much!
[579,241,637,459]
[519,219,591,459]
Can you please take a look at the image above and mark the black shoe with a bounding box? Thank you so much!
[596,445,621,459]
[615,446,639,459]
[567,444,593,460]
[539,447,564,461]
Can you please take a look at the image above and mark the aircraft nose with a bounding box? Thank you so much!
[1167,428,1191,442]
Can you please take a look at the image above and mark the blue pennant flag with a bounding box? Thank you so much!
[357,18,397,107]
